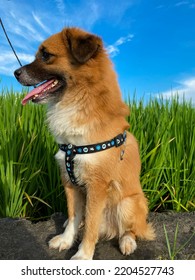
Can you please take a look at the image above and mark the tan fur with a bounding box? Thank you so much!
[16,27,155,259]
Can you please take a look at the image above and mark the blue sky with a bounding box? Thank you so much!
[0,0,195,103]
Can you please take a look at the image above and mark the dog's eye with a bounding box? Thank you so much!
[42,51,51,62]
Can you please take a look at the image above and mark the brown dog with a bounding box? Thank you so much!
[14,27,155,260]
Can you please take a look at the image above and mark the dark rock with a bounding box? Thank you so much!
[0,212,194,260]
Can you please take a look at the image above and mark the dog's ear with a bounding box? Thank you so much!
[63,28,102,64]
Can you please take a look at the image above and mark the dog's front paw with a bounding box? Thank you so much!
[49,234,72,252]
[70,243,94,260]
[119,235,137,255]
[71,250,93,260]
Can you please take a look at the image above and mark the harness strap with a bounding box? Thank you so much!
[59,131,127,185]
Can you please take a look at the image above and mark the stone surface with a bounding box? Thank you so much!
[0,212,194,260]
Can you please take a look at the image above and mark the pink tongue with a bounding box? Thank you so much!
[22,79,55,105]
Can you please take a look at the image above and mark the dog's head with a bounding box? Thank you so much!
[14,28,103,105]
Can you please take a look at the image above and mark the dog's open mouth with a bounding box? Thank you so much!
[22,79,62,105]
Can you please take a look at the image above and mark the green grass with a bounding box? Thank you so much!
[0,89,194,219]
[127,95,195,212]
[0,88,64,219]
[163,223,195,260]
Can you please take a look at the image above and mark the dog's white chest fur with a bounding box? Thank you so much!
[47,102,88,144]
[47,102,98,184]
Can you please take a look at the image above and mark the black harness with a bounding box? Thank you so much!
[59,131,127,186]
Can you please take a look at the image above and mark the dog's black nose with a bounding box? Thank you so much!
[14,68,22,79]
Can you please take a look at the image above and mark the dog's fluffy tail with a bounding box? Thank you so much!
[138,222,156,240]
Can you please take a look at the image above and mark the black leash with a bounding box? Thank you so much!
[0,17,22,67]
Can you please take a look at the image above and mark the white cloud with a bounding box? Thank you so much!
[17,53,35,63]
[106,34,134,57]
[32,12,51,35]
[115,34,134,46]
[0,50,34,76]
[0,51,33,64]
[12,19,45,42]
[0,3,50,77]
[175,1,195,8]
[159,77,195,104]
[54,0,66,16]
[0,0,135,77]
[106,45,119,57]
[175,1,189,7]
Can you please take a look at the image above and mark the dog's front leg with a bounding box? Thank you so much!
[71,183,107,260]
[49,182,84,252]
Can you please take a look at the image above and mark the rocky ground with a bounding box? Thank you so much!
[0,212,194,260]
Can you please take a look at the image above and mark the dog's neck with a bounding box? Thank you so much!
[47,99,105,145]
[47,104,87,145]
[46,84,129,146]
[47,103,127,147]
